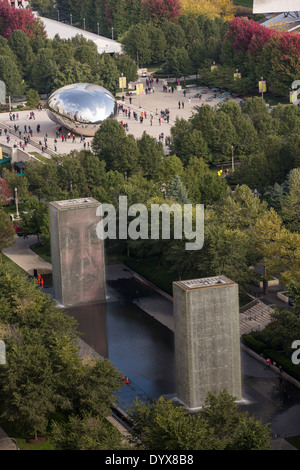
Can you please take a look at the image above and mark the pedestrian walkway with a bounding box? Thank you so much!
[0,428,19,450]
[0,74,240,160]
[3,234,52,276]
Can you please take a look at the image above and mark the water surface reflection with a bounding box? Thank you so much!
[66,297,176,410]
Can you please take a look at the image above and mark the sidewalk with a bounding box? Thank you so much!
[0,428,19,450]
[3,234,52,276]
[0,76,240,159]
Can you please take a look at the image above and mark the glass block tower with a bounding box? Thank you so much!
[49,198,106,307]
[173,276,242,410]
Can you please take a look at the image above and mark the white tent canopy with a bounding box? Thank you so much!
[253,0,300,14]
[40,16,123,55]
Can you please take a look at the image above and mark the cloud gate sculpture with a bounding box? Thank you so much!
[46,83,118,137]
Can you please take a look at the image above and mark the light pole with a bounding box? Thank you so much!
[261,76,264,101]
[231,145,234,172]
[97,22,99,35]
[138,79,141,108]
[83,18,85,30]
[111,27,114,40]
[14,187,19,218]
[57,10,60,21]
[70,13,72,25]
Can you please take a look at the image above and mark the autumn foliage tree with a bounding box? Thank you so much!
[0,0,45,40]
[220,17,300,95]
[0,177,13,206]
[142,0,182,23]
[180,0,236,21]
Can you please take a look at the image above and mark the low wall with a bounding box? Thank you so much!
[0,142,39,165]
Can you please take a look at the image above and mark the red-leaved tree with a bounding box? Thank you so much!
[0,0,46,40]
[0,177,13,206]
[142,0,182,23]
[226,17,276,55]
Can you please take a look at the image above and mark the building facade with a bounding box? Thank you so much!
[50,198,106,307]
[173,276,242,410]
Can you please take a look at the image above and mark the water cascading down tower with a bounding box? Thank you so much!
[49,198,106,307]
[173,276,242,410]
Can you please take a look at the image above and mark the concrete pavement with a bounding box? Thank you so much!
[0,76,240,158]
[3,234,52,276]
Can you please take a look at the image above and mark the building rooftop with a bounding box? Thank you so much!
[50,198,100,210]
[174,276,234,290]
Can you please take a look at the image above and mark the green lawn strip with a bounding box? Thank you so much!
[16,437,55,450]
[1,253,28,276]
[29,242,52,263]
[28,152,51,163]
[123,255,188,296]
[286,436,300,450]
[233,0,253,7]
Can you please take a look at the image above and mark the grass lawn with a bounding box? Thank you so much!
[28,152,51,163]
[1,253,28,276]
[286,436,300,450]
[30,242,52,263]
[2,203,25,219]
[233,0,253,7]
[16,436,55,450]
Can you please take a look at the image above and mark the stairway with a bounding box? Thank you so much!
[239,300,274,335]
[0,121,56,158]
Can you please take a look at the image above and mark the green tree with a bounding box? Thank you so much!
[280,168,300,233]
[128,396,222,450]
[203,391,272,450]
[0,209,15,262]
[122,23,152,66]
[28,0,56,17]
[137,132,164,178]
[30,48,59,94]
[113,53,138,84]
[254,309,300,357]
[206,111,237,161]
[155,154,184,188]
[231,152,272,195]
[269,183,284,213]
[219,100,259,156]
[147,24,167,65]
[128,392,272,450]
[94,53,120,94]
[0,55,25,97]
[2,169,29,200]
[8,29,35,81]
[242,96,274,137]
[21,196,49,242]
[0,329,55,439]
[162,21,186,50]
[213,184,267,231]
[92,119,140,175]
[206,223,255,297]
[164,47,192,80]
[25,159,62,201]
[26,89,40,108]
[70,358,123,418]
[50,413,127,450]
[167,175,190,203]
[170,118,211,166]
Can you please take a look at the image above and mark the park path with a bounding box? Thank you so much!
[3,234,52,276]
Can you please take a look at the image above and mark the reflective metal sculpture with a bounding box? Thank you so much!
[46,83,118,137]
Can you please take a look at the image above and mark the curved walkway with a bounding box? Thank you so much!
[3,234,52,276]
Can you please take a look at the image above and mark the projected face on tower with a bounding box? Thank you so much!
[60,207,105,305]
[50,198,106,307]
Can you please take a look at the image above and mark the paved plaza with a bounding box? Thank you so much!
[0,76,240,158]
